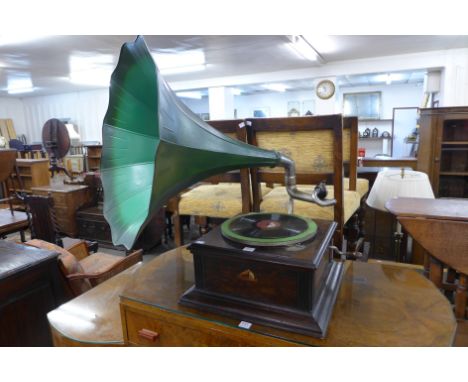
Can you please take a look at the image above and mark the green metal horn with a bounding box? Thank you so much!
[101,36,281,249]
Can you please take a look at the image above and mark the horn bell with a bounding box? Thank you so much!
[101,36,281,249]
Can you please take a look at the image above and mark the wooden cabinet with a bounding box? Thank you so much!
[418,106,468,197]
[85,145,102,172]
[9,158,50,193]
[32,184,92,237]
[0,241,65,346]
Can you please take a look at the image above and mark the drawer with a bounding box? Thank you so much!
[123,306,251,347]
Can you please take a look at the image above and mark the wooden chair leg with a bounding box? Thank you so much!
[446,267,457,284]
[429,256,443,289]
[423,251,430,278]
[455,274,467,320]
[173,210,183,247]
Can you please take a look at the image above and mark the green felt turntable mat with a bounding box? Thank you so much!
[221,212,318,247]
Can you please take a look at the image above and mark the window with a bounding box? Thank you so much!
[343,92,381,120]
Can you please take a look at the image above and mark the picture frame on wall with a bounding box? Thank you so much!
[302,100,315,116]
[253,107,270,118]
[287,101,300,117]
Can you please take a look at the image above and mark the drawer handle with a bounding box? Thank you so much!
[138,328,159,342]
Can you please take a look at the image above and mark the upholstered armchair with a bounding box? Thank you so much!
[25,239,143,297]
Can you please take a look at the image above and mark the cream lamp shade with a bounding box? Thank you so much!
[366,169,435,212]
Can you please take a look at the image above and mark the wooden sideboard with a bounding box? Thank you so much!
[0,241,65,346]
[48,246,456,346]
[31,183,92,237]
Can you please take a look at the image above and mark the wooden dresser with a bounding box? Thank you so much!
[0,241,65,346]
[48,247,457,346]
[31,183,92,237]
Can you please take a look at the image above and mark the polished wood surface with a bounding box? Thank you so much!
[48,246,456,346]
[386,198,468,273]
[32,183,92,237]
[361,157,417,169]
[386,197,468,319]
[0,208,28,237]
[48,261,144,346]
[386,197,468,221]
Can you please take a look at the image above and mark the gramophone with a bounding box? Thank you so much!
[101,36,344,337]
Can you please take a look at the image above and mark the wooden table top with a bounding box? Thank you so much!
[386,197,468,222]
[386,197,468,274]
[48,246,457,346]
[0,209,28,235]
[0,241,57,280]
[31,183,88,193]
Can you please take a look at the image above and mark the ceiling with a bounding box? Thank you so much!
[0,35,467,98]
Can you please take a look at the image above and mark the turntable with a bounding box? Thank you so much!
[180,213,344,338]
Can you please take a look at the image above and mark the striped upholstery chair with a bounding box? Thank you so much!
[247,115,365,247]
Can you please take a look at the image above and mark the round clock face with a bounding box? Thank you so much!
[316,80,335,100]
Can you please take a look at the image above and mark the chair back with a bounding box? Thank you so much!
[246,114,347,239]
[202,119,252,213]
[24,194,63,246]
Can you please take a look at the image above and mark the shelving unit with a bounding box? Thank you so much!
[85,145,102,172]
[8,158,51,193]
[358,119,393,157]
[418,107,468,198]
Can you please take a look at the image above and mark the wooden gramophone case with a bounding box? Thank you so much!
[180,219,344,338]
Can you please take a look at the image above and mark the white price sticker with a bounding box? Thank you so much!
[195,240,205,244]
[242,247,256,252]
[238,321,252,329]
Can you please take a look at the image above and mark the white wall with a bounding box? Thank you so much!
[0,97,28,137]
[21,89,109,143]
[234,90,316,118]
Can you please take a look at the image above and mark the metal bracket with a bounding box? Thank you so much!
[330,237,368,261]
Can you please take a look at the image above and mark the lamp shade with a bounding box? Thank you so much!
[366,169,434,212]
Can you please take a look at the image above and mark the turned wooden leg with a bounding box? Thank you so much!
[173,210,183,247]
[429,256,443,289]
[455,274,467,320]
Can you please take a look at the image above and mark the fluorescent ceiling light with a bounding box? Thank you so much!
[160,64,206,75]
[263,83,288,92]
[288,35,318,61]
[301,35,336,54]
[0,34,50,46]
[152,49,207,75]
[69,68,112,86]
[7,76,35,94]
[176,91,203,99]
[69,54,114,86]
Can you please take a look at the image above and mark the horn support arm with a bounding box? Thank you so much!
[278,154,336,207]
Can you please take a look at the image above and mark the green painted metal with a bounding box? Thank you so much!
[101,36,281,249]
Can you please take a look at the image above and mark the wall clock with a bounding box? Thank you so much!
[316,80,335,100]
